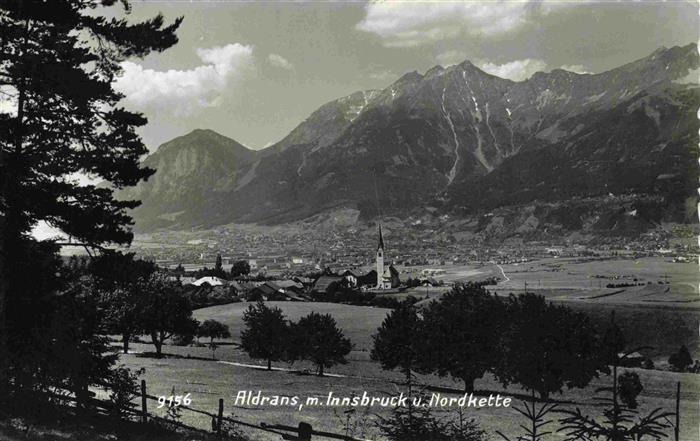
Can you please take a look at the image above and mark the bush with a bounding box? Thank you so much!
[640,358,655,370]
[618,371,643,409]
[197,319,231,359]
[197,320,231,343]
[668,345,693,372]
[371,295,419,309]
[107,367,144,417]
[171,334,195,346]
[377,394,486,441]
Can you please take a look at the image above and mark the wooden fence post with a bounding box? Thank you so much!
[298,422,312,441]
[216,398,224,434]
[141,380,148,423]
[675,381,680,441]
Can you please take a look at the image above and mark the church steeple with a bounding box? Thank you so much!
[376,223,385,289]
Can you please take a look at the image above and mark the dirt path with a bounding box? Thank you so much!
[495,263,510,283]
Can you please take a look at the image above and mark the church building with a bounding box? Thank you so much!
[375,224,399,290]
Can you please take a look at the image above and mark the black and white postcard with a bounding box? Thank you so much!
[0,1,698,440]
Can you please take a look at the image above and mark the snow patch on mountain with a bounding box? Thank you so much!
[462,70,491,172]
[235,160,259,191]
[343,90,381,121]
[484,103,501,157]
[441,86,461,186]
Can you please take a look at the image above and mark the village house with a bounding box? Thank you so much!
[191,276,228,287]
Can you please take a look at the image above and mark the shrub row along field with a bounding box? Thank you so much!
[194,298,698,363]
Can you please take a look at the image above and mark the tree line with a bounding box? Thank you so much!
[239,282,610,400]
[372,282,615,400]
[371,284,685,441]
[90,251,238,359]
[172,255,251,280]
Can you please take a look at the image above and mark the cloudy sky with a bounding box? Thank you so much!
[111,1,698,151]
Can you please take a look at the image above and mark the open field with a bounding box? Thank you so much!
[491,257,698,302]
[400,257,699,359]
[117,256,699,439]
[193,302,389,352]
[117,337,699,440]
[487,257,699,360]
[399,265,490,284]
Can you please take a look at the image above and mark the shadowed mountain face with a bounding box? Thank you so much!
[118,129,257,230]
[122,44,699,231]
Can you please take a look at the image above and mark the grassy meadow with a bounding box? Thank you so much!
[114,256,699,440]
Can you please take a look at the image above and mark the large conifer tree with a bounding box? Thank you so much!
[0,0,181,396]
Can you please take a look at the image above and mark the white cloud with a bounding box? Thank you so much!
[31,221,66,241]
[267,53,294,71]
[368,69,396,82]
[0,86,17,117]
[476,59,594,81]
[560,64,590,74]
[357,2,553,47]
[0,98,16,116]
[436,50,467,67]
[479,59,548,81]
[114,43,254,116]
[674,67,700,85]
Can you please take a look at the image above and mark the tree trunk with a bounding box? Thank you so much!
[318,364,324,377]
[151,332,162,358]
[0,238,7,399]
[0,272,7,400]
[463,377,475,393]
[122,333,130,354]
[612,362,619,435]
[0,15,30,401]
[267,359,272,370]
[539,390,549,401]
[75,378,90,411]
[407,370,413,427]
[0,15,5,401]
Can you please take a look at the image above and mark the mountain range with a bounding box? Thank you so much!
[119,43,699,235]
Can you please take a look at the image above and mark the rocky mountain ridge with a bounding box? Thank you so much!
[120,43,699,233]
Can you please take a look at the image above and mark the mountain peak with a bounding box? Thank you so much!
[424,65,445,78]
[185,128,245,144]
[182,128,229,141]
[395,71,423,84]
[189,128,216,135]
[153,128,253,158]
